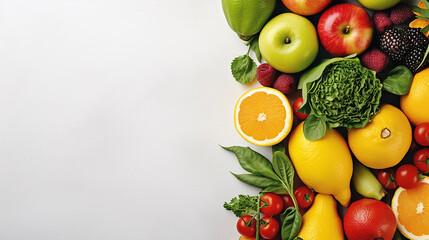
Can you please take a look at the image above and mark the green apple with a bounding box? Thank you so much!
[356,0,401,10]
[259,13,318,73]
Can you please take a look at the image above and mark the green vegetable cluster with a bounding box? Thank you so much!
[298,55,412,141]
[299,58,382,140]
[222,144,301,240]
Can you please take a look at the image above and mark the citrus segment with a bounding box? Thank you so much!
[234,87,293,146]
[392,177,429,240]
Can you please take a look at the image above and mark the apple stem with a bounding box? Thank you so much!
[285,37,291,44]
[344,26,350,34]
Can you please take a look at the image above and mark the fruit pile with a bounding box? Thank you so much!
[221,0,429,240]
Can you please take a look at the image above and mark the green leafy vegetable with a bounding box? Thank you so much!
[382,66,413,95]
[299,57,383,140]
[224,194,259,217]
[272,143,286,155]
[223,145,302,240]
[231,44,257,84]
[303,114,327,141]
[231,172,279,189]
[221,146,279,181]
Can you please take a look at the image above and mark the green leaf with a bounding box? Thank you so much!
[424,0,429,9]
[249,36,262,63]
[415,15,429,20]
[261,184,288,195]
[272,143,286,155]
[272,151,294,192]
[224,194,259,217]
[411,5,429,17]
[231,54,257,84]
[303,114,326,141]
[222,146,279,181]
[231,172,280,189]
[382,65,413,95]
[280,207,302,240]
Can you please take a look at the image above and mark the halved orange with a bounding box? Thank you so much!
[234,87,293,146]
[391,176,429,240]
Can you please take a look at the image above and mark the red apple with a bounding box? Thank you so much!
[318,3,373,57]
[281,0,332,16]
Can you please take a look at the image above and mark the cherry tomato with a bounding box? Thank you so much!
[259,216,280,240]
[396,164,419,189]
[236,215,256,237]
[292,97,309,121]
[377,168,398,189]
[413,148,429,174]
[414,123,429,146]
[280,194,294,211]
[260,193,283,216]
[294,186,315,208]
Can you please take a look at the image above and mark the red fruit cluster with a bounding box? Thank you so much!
[256,63,296,95]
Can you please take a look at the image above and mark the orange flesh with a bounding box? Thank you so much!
[238,91,286,141]
[397,182,429,236]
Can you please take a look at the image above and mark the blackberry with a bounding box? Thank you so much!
[404,47,429,74]
[404,27,429,49]
[379,28,410,62]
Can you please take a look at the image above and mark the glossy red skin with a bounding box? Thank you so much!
[376,168,398,189]
[414,122,429,146]
[237,215,256,237]
[292,97,309,121]
[343,198,397,240]
[260,193,283,216]
[281,0,332,16]
[413,148,429,173]
[318,3,373,56]
[280,194,294,211]
[294,186,315,208]
[259,217,280,239]
[396,164,419,189]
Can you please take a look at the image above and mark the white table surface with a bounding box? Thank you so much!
[0,0,418,239]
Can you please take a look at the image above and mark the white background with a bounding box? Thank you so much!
[0,0,418,239]
[0,0,266,239]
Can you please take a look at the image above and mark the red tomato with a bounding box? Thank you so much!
[294,186,315,208]
[396,164,419,189]
[236,215,256,237]
[280,194,294,211]
[377,168,398,189]
[259,217,280,240]
[413,148,429,174]
[292,97,309,120]
[260,193,283,216]
[414,123,429,146]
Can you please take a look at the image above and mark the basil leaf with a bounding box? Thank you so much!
[272,151,294,191]
[280,207,302,240]
[303,114,326,141]
[261,184,288,195]
[249,36,262,63]
[272,143,286,155]
[231,172,280,189]
[222,146,279,180]
[382,65,413,95]
[231,54,257,85]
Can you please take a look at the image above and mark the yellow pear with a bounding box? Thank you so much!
[297,194,345,240]
[288,122,353,206]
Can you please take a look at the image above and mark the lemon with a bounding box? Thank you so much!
[297,194,345,240]
[222,0,276,39]
[400,67,429,126]
[348,104,412,169]
[288,122,353,207]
